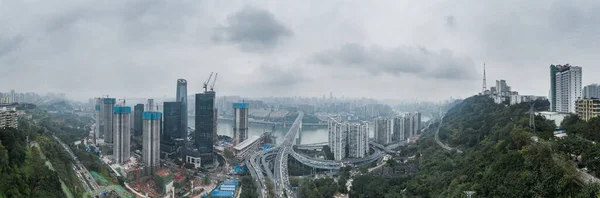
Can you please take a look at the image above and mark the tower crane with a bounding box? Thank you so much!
[210,73,218,91]
[203,72,214,92]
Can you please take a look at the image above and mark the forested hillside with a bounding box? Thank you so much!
[0,127,66,197]
[351,95,599,197]
[0,106,90,198]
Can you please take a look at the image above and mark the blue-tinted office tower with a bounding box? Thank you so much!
[163,101,184,140]
[133,104,144,137]
[195,91,215,166]
[176,79,188,133]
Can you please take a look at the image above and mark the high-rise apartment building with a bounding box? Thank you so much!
[176,79,188,133]
[550,64,582,113]
[10,90,15,103]
[576,99,600,122]
[374,117,392,145]
[113,106,131,164]
[584,84,600,99]
[347,122,369,158]
[163,102,184,141]
[195,91,216,166]
[233,103,249,145]
[408,112,422,136]
[143,111,162,170]
[328,119,347,161]
[392,116,406,141]
[100,98,116,143]
[133,104,144,137]
[94,98,101,140]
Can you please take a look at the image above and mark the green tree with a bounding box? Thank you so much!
[224,149,234,160]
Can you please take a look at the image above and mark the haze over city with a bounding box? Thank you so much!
[2,0,600,101]
[4,1,600,198]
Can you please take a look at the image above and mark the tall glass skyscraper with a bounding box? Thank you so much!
[176,79,188,132]
[195,91,215,166]
[133,104,144,137]
[163,101,184,140]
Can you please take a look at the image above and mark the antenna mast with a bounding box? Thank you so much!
[482,63,487,94]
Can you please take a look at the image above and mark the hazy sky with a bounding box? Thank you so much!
[1,0,600,101]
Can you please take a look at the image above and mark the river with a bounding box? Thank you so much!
[188,115,430,145]
[188,117,329,144]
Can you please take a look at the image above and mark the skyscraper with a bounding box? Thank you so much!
[551,64,582,113]
[163,101,184,140]
[584,84,600,99]
[143,110,161,170]
[113,106,131,164]
[403,112,422,137]
[233,103,249,145]
[94,98,101,140]
[328,119,347,161]
[408,112,422,136]
[176,79,188,133]
[10,90,15,103]
[374,117,392,145]
[392,116,405,141]
[195,91,216,166]
[100,98,116,143]
[133,104,144,137]
[347,122,369,158]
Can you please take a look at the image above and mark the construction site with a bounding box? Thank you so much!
[124,162,212,198]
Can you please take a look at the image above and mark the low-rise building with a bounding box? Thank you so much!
[576,99,600,121]
[233,133,265,162]
[0,105,17,129]
[536,111,570,126]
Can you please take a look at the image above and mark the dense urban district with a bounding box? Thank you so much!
[1,64,600,198]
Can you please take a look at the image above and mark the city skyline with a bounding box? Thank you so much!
[3,1,600,101]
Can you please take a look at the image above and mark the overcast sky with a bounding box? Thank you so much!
[1,0,600,102]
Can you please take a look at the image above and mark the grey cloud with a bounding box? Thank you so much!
[312,43,477,80]
[212,6,292,52]
[445,16,456,28]
[0,35,24,58]
[252,64,307,92]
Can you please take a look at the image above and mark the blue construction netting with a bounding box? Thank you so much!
[95,105,100,111]
[113,106,131,114]
[232,103,248,109]
[143,112,162,120]
[103,98,116,104]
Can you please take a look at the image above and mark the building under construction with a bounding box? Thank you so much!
[113,106,131,164]
[143,106,161,172]
[100,98,116,143]
[232,103,248,146]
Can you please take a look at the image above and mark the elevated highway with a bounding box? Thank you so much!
[274,112,304,197]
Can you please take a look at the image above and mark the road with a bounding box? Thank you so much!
[53,135,100,191]
[274,112,304,197]
[433,114,463,153]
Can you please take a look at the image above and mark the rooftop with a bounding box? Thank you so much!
[156,169,172,177]
[233,133,264,151]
